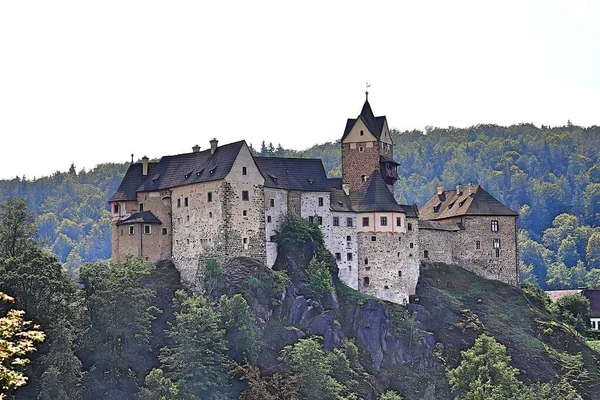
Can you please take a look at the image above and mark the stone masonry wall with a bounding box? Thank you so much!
[342,142,381,191]
[419,228,453,264]
[329,212,358,289]
[265,188,288,267]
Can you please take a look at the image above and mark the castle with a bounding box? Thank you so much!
[109,95,519,304]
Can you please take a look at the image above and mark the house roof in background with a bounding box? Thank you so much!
[419,185,518,221]
[255,157,331,192]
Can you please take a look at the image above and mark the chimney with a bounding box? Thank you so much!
[468,182,473,195]
[192,144,200,153]
[210,138,218,155]
[342,184,350,196]
[456,183,462,195]
[437,184,444,196]
[142,156,149,176]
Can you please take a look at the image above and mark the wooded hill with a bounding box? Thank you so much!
[1,123,600,289]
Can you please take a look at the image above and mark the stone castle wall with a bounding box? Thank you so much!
[265,187,288,267]
[342,142,380,191]
[328,212,358,289]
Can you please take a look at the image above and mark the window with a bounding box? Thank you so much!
[346,217,353,227]
[347,253,353,261]
[396,216,401,227]
[162,227,168,235]
[243,238,248,244]
[333,216,339,226]
[407,223,412,231]
[364,258,368,265]
[121,229,123,236]
[359,146,364,153]
[424,250,429,259]
[398,237,401,243]
[129,226,134,235]
[308,216,314,224]
[380,216,388,226]
[209,212,213,218]
[475,241,481,249]
[384,285,389,290]
[318,197,324,206]
[371,236,376,241]
[243,210,247,216]
[270,235,276,242]
[363,277,370,286]
[493,238,501,249]
[317,216,323,225]
[346,235,351,242]
[144,225,151,234]
[398,271,402,277]
[495,248,500,258]
[335,253,341,261]
[491,220,499,232]
[177,198,181,208]
[186,215,190,222]
[270,198,275,207]
[184,197,189,207]
[242,166,247,175]
[187,238,190,244]
[361,174,367,182]
[207,192,213,202]
[114,204,119,214]
[362,217,369,227]
[267,215,272,223]
[242,191,249,201]
[360,130,364,136]
[410,242,414,249]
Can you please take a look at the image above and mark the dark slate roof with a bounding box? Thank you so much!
[419,220,462,231]
[583,289,600,318]
[117,211,162,225]
[380,155,399,165]
[255,157,331,192]
[419,185,518,221]
[341,100,387,141]
[328,178,342,190]
[330,171,418,217]
[110,162,158,202]
[136,141,245,192]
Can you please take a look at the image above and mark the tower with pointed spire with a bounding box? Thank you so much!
[341,93,398,192]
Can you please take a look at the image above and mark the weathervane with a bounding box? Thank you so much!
[365,82,371,100]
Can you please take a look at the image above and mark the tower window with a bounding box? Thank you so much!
[493,238,501,249]
[318,197,324,206]
[114,204,119,214]
[347,253,353,261]
[129,226,134,235]
[184,197,189,207]
[408,223,413,231]
[144,225,151,234]
[267,215,272,223]
[346,235,351,242]
[363,277,369,286]
[380,216,388,226]
[333,216,339,226]
[371,236,376,241]
[162,227,168,235]
[491,220,499,232]
[335,253,341,261]
[243,210,247,216]
[177,198,181,208]
[362,217,369,227]
[242,191,249,201]
[242,166,247,175]
[270,198,275,207]
[360,130,364,136]
[359,146,364,153]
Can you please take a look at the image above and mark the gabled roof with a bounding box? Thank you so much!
[330,171,418,217]
[136,141,245,192]
[419,185,518,221]
[341,99,387,142]
[255,157,331,192]
[117,211,162,225]
[110,162,157,202]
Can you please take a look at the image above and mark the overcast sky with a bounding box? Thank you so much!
[1,0,599,179]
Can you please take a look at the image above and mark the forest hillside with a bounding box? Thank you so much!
[1,123,600,289]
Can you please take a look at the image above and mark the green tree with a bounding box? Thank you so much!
[0,198,37,258]
[159,290,231,399]
[446,334,521,400]
[0,293,45,399]
[219,294,259,362]
[79,256,157,399]
[586,233,600,269]
[379,391,404,400]
[135,369,186,400]
[550,294,591,335]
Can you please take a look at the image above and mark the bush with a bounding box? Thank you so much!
[306,257,334,300]
[550,294,591,335]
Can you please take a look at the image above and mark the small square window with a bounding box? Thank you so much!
[242,166,247,175]
[362,217,369,227]
[335,253,341,261]
[380,216,388,226]
[162,227,168,235]
[347,253,353,261]
[184,197,189,207]
[243,210,247,216]
[267,215,272,223]
[129,226,134,235]
[270,198,275,207]
[346,217,353,227]
[371,236,376,242]
[207,192,213,202]
[346,235,351,242]
[144,225,151,234]
[243,238,248,244]
[333,216,339,226]
[475,241,481,249]
[318,197,324,206]
[410,243,414,249]
[270,235,276,242]
[242,191,249,201]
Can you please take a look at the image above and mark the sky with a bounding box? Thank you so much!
[1,0,599,179]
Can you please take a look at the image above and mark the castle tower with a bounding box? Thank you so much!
[341,92,398,192]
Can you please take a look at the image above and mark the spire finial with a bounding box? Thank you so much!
[131,154,134,165]
[365,82,371,101]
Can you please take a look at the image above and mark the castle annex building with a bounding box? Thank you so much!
[109,96,519,304]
